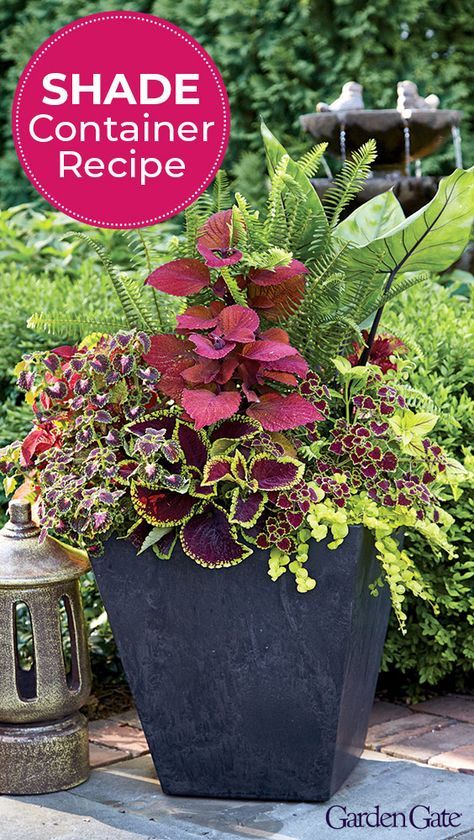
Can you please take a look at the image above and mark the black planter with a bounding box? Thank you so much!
[92,526,390,801]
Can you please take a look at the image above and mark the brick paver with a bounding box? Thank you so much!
[87,696,474,774]
[88,720,149,756]
[366,712,450,749]
[412,694,474,725]
[381,722,474,763]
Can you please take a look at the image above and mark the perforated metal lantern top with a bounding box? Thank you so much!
[0,500,92,724]
[0,500,90,586]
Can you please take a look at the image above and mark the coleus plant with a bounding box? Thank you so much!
[1,125,473,628]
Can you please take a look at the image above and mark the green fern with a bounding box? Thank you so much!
[212,169,232,212]
[27,312,125,339]
[296,143,327,178]
[323,140,377,227]
[63,232,160,333]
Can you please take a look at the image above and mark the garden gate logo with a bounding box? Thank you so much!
[12,12,230,228]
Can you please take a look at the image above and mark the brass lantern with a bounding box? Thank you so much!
[0,499,92,794]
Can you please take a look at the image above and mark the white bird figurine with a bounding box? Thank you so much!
[397,80,440,112]
[316,81,364,113]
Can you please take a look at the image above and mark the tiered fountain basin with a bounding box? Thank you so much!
[299,108,462,170]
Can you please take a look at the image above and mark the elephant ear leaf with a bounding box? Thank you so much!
[260,120,329,256]
[344,168,474,279]
[334,190,405,246]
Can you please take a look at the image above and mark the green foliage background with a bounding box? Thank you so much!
[1,0,472,206]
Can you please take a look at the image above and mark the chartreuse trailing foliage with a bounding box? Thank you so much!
[0,127,472,633]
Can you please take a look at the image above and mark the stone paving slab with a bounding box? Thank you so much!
[412,695,474,725]
[3,752,474,840]
[369,700,414,727]
[89,742,131,769]
[428,744,474,774]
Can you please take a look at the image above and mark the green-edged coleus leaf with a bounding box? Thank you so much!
[152,528,178,559]
[137,525,173,555]
[131,482,199,527]
[249,453,304,490]
[209,416,261,443]
[116,459,139,484]
[201,457,234,485]
[229,489,266,528]
[180,504,253,567]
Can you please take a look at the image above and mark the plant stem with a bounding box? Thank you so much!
[358,267,397,366]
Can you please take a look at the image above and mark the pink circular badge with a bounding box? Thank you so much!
[12,12,230,228]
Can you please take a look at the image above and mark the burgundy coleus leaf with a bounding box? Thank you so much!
[214,305,259,343]
[175,421,208,471]
[196,210,243,267]
[51,344,77,359]
[176,301,224,331]
[182,388,241,430]
[202,457,233,485]
[181,503,251,567]
[131,483,197,527]
[116,459,139,484]
[209,416,261,442]
[249,454,304,490]
[144,335,194,402]
[247,259,308,287]
[229,490,265,527]
[146,258,210,296]
[247,392,323,432]
[152,528,178,559]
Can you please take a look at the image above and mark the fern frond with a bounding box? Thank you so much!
[264,154,292,245]
[380,271,430,305]
[323,140,377,227]
[296,143,327,178]
[220,268,248,305]
[63,233,159,333]
[212,170,232,212]
[28,312,125,339]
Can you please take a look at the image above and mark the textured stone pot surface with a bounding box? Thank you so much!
[92,526,390,802]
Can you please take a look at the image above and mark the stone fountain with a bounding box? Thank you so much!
[300,81,463,215]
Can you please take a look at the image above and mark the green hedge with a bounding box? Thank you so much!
[382,280,474,699]
[1,0,472,205]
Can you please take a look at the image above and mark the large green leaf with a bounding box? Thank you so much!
[344,169,474,279]
[260,121,329,255]
[334,190,405,246]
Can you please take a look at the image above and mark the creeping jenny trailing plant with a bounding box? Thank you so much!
[1,125,473,630]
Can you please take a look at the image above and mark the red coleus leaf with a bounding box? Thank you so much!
[247,393,323,432]
[20,424,61,468]
[248,276,305,322]
[51,344,77,359]
[181,358,221,384]
[131,484,197,527]
[144,335,194,402]
[189,333,236,359]
[146,259,210,296]
[197,210,243,268]
[182,388,241,430]
[215,305,259,343]
[181,504,251,567]
[259,353,308,378]
[249,454,304,490]
[229,490,265,527]
[176,302,224,331]
[241,340,298,362]
[247,259,308,287]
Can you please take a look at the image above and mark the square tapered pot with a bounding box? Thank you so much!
[92,526,390,801]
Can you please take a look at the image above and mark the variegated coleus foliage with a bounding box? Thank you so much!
[123,413,315,567]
